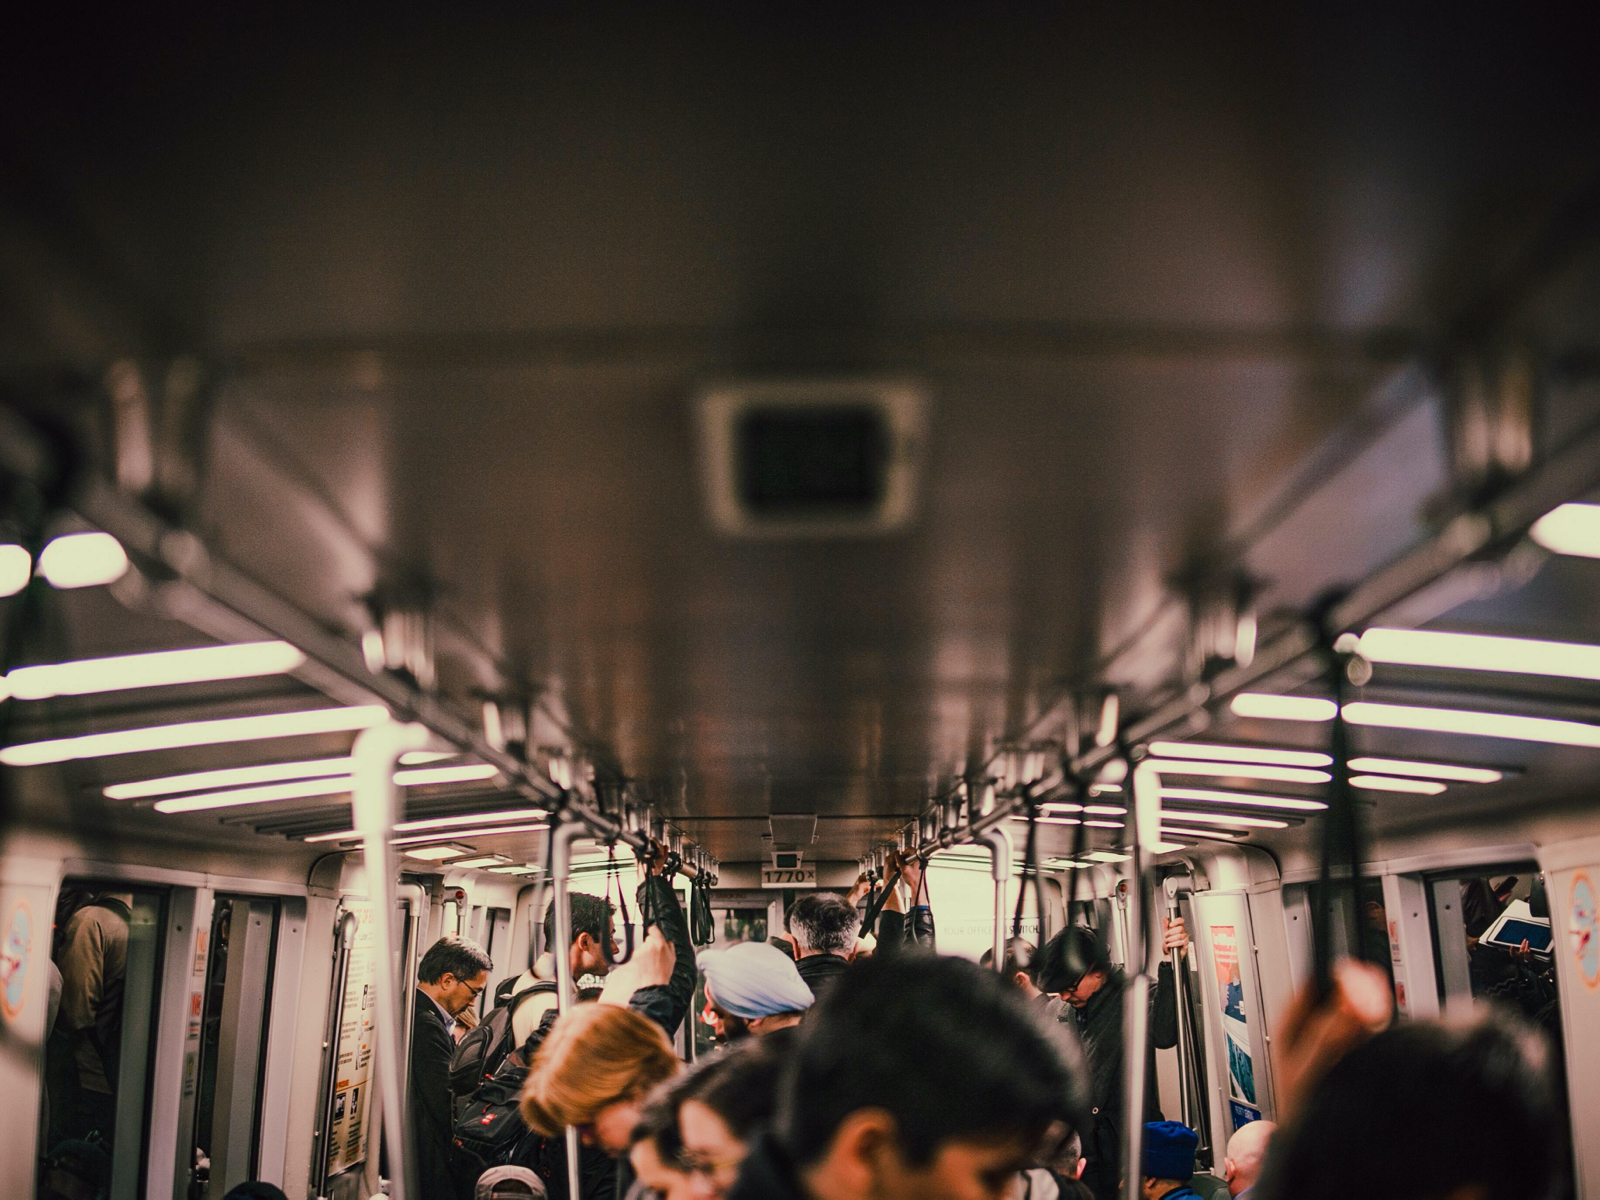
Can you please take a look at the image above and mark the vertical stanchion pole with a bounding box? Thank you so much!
[352,720,429,1200]
[978,826,1014,972]
[1122,759,1163,1200]
[549,819,586,1200]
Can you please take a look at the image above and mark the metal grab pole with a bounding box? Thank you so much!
[1122,760,1163,1200]
[549,820,586,1200]
[977,826,1014,972]
[311,909,358,1200]
[1165,881,1205,1146]
[352,720,430,1200]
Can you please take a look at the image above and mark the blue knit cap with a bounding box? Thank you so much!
[698,940,816,1019]
[1143,1120,1198,1180]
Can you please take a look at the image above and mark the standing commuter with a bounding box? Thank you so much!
[55,891,132,1144]
[1221,1121,1273,1199]
[414,936,493,1199]
[786,893,860,999]
[1139,1122,1201,1200]
[725,953,1089,1200]
[497,893,617,1050]
[873,852,936,955]
[1036,923,1187,1200]
[698,940,814,1041]
[981,938,1064,1021]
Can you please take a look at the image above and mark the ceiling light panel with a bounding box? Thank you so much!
[106,756,354,800]
[1230,694,1337,722]
[302,807,550,843]
[1149,741,1332,768]
[154,776,355,814]
[1161,809,1290,828]
[391,821,548,846]
[37,532,128,589]
[1358,627,1600,682]
[393,763,498,786]
[404,844,474,860]
[1349,774,1446,795]
[1343,702,1600,748]
[1346,757,1502,783]
[0,545,31,597]
[2,704,391,766]
[5,641,306,701]
[1150,759,1331,784]
[1530,502,1600,558]
[447,855,511,869]
[1158,786,1327,812]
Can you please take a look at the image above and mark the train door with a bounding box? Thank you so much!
[1189,891,1278,1143]
[479,907,512,1019]
[186,896,281,1199]
[40,882,166,1200]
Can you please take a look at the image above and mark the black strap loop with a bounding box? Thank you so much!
[599,840,636,966]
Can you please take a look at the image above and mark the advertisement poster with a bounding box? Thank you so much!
[1210,924,1258,1115]
[327,901,377,1177]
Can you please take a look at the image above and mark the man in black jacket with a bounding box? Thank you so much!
[412,935,493,1199]
[1037,924,1186,1200]
[787,892,860,999]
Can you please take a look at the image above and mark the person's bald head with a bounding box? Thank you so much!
[1224,1120,1275,1196]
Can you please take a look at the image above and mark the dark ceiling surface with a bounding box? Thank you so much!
[3,7,1600,865]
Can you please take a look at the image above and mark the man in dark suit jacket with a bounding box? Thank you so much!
[411,935,492,1199]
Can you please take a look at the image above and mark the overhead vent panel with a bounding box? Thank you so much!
[697,380,928,537]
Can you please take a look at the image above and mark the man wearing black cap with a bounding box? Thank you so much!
[1140,1121,1201,1200]
[1036,922,1187,1200]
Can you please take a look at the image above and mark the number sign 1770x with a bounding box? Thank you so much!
[761,865,817,888]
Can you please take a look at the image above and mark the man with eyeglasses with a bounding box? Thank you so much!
[415,935,494,1200]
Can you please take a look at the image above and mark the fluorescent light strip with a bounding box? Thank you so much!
[0,544,32,598]
[1086,851,1130,863]
[1343,702,1600,748]
[1084,804,1127,816]
[1347,757,1502,784]
[1531,502,1600,558]
[1151,759,1331,785]
[404,844,473,861]
[1085,820,1124,828]
[1349,774,1446,795]
[1231,694,1337,722]
[5,641,306,701]
[1042,803,1084,813]
[447,855,511,869]
[106,756,353,800]
[1159,786,1328,812]
[399,750,456,765]
[1153,841,1190,853]
[490,865,540,875]
[155,776,356,814]
[1359,627,1600,682]
[37,531,128,589]
[303,807,550,844]
[391,821,548,846]
[2,704,391,767]
[1162,809,1290,829]
[393,763,499,786]
[1149,740,1332,768]
[1162,825,1247,841]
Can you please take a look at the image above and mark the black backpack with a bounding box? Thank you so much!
[452,1007,562,1174]
[448,981,557,1101]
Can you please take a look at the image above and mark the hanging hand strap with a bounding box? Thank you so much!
[1059,776,1094,980]
[599,840,636,966]
[1012,784,1046,945]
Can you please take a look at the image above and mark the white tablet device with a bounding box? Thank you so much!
[1481,900,1553,958]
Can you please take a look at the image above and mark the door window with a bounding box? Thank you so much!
[189,897,280,1199]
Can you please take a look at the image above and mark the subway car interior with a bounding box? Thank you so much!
[2,8,1599,1200]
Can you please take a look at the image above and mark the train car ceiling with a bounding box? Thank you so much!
[0,8,1599,883]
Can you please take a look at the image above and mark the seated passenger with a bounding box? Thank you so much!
[1254,1003,1561,1200]
[787,893,860,998]
[521,1002,684,1199]
[726,952,1088,1200]
[698,940,814,1041]
[1139,1121,1200,1200]
[1221,1121,1273,1199]
[472,1166,549,1200]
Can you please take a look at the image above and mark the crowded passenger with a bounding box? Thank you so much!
[1139,1122,1201,1200]
[726,952,1088,1200]
[500,892,619,1049]
[786,892,861,998]
[1013,1130,1093,1200]
[1221,1121,1273,1200]
[980,937,1064,1021]
[1253,958,1561,1200]
[698,939,813,1041]
[1035,923,1186,1200]
[675,1035,789,1197]
[413,935,494,1199]
[873,851,936,954]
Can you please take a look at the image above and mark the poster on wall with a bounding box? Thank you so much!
[326,900,377,1177]
[1211,923,1260,1126]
